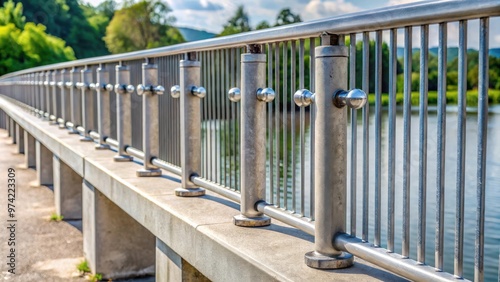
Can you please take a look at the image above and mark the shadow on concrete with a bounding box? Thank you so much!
[65,219,83,232]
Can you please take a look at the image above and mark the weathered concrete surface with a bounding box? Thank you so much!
[83,180,155,280]
[0,131,86,282]
[34,140,53,186]
[53,155,82,219]
[23,131,36,168]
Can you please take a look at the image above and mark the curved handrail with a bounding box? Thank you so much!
[1,0,499,79]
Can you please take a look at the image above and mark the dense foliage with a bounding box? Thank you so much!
[104,0,184,54]
[0,1,75,75]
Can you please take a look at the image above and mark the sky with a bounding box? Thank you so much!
[83,0,500,48]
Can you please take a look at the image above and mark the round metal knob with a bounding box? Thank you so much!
[294,89,315,107]
[114,84,135,94]
[171,85,180,98]
[126,85,135,93]
[50,81,56,86]
[43,81,49,86]
[256,87,275,102]
[154,85,165,95]
[105,84,114,92]
[136,84,146,95]
[57,81,64,88]
[191,86,206,98]
[76,82,90,90]
[334,89,367,109]
[228,87,241,102]
[65,82,73,89]
[89,83,97,91]
[137,84,164,95]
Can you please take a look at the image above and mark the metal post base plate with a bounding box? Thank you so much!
[175,187,205,197]
[95,144,110,150]
[304,251,354,269]
[114,155,133,162]
[80,136,93,142]
[233,214,271,227]
[136,168,162,177]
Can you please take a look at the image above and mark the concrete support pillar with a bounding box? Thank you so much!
[156,238,210,282]
[9,118,15,143]
[15,124,24,154]
[23,131,36,168]
[53,156,82,219]
[83,181,155,279]
[156,238,182,282]
[34,140,53,186]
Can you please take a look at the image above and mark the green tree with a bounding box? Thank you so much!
[0,0,24,28]
[274,8,301,26]
[219,5,251,36]
[4,0,109,58]
[256,20,270,30]
[104,0,183,54]
[0,1,75,75]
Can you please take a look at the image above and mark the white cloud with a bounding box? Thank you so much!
[387,0,426,6]
[303,0,360,21]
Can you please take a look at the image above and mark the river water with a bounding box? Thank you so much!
[203,105,500,280]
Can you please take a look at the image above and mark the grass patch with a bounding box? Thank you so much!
[77,260,90,273]
[367,89,500,107]
[49,213,64,222]
[88,273,103,282]
[76,260,104,281]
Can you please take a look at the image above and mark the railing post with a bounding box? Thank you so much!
[229,44,274,227]
[50,70,58,124]
[78,67,94,141]
[136,61,164,177]
[295,33,367,269]
[94,65,112,150]
[68,67,81,134]
[171,52,206,197]
[44,71,51,120]
[57,69,67,129]
[38,71,44,118]
[113,64,134,162]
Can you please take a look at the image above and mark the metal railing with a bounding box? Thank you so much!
[1,0,499,280]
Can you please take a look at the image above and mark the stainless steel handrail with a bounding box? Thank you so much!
[0,0,499,79]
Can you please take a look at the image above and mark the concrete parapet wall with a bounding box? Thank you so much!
[0,95,405,281]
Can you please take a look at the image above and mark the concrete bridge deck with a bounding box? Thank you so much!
[0,96,405,281]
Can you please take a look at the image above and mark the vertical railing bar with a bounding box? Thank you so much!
[168,56,172,163]
[291,40,297,213]
[418,24,429,265]
[202,52,207,175]
[402,26,412,258]
[210,50,215,181]
[225,49,230,188]
[381,29,395,256]
[230,48,236,189]
[374,30,382,248]
[435,22,447,271]
[275,42,281,207]
[349,33,357,237]
[362,31,369,242]
[268,43,274,203]
[283,41,288,210]
[454,19,467,279]
[236,47,241,191]
[309,37,316,220]
[216,50,221,184]
[221,49,226,187]
[299,39,305,216]
[475,17,489,282]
